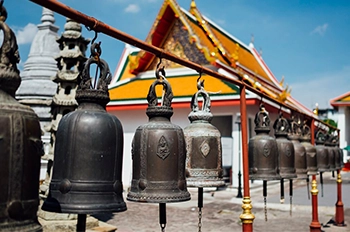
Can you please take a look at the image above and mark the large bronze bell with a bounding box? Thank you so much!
[288,117,307,179]
[42,42,126,214]
[300,121,318,175]
[273,113,296,179]
[336,138,344,169]
[315,130,329,196]
[315,131,329,172]
[0,8,42,231]
[334,136,342,170]
[127,67,191,203]
[273,113,296,207]
[183,78,224,187]
[249,104,280,181]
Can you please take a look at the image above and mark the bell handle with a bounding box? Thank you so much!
[273,113,290,133]
[190,89,211,113]
[80,54,111,91]
[254,104,270,128]
[147,78,173,107]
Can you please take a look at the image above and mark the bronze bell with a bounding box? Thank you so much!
[183,78,224,187]
[300,121,318,175]
[249,104,280,181]
[336,139,344,169]
[0,8,42,231]
[273,113,296,179]
[42,42,126,214]
[315,130,329,197]
[127,66,191,203]
[325,134,336,172]
[333,136,343,170]
[288,117,307,179]
[315,131,330,172]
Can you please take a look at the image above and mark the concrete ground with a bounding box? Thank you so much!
[92,171,350,232]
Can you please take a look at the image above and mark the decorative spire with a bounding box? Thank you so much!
[190,0,196,9]
[41,8,55,25]
[249,34,254,48]
[63,18,82,38]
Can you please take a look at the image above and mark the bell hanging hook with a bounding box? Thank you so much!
[196,68,205,91]
[155,56,166,81]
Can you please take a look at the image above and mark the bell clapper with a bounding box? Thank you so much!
[159,203,167,232]
[280,178,284,204]
[263,180,268,221]
[289,179,293,216]
[320,172,324,197]
[77,214,87,232]
[306,176,310,200]
[198,187,203,232]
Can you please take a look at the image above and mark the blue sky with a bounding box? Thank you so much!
[5,0,350,110]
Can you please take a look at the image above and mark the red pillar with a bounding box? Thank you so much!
[239,85,254,232]
[335,169,345,225]
[335,129,345,226]
[309,119,321,232]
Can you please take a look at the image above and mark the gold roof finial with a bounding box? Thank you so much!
[251,33,254,44]
[313,103,319,115]
[191,0,197,8]
[279,75,285,87]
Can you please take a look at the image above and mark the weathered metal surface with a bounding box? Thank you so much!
[248,104,280,180]
[288,117,308,179]
[325,134,336,172]
[127,66,190,203]
[333,136,342,170]
[183,78,224,187]
[0,4,43,231]
[273,114,296,179]
[315,131,330,172]
[42,43,126,214]
[300,121,318,175]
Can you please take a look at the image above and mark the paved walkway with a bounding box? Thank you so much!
[92,171,350,232]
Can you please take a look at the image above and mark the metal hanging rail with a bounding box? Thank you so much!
[29,0,336,131]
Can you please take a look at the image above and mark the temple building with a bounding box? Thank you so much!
[16,8,59,157]
[330,92,350,161]
[106,0,314,187]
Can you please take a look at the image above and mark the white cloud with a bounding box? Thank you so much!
[124,4,140,13]
[310,23,328,36]
[14,23,38,45]
[289,66,350,109]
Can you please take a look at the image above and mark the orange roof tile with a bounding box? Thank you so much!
[109,72,239,103]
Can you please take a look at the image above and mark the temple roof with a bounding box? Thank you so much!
[108,0,313,116]
[330,91,350,107]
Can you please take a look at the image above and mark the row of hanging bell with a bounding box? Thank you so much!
[248,104,280,221]
[42,41,127,215]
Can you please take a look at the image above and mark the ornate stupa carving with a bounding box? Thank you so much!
[16,8,59,148]
[40,18,89,197]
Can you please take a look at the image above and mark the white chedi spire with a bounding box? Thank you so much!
[41,8,55,25]
[16,7,60,144]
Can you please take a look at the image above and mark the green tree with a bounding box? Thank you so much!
[323,118,337,134]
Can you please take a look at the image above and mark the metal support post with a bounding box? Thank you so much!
[335,170,345,226]
[239,85,255,232]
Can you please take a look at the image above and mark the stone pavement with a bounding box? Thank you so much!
[92,172,350,232]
